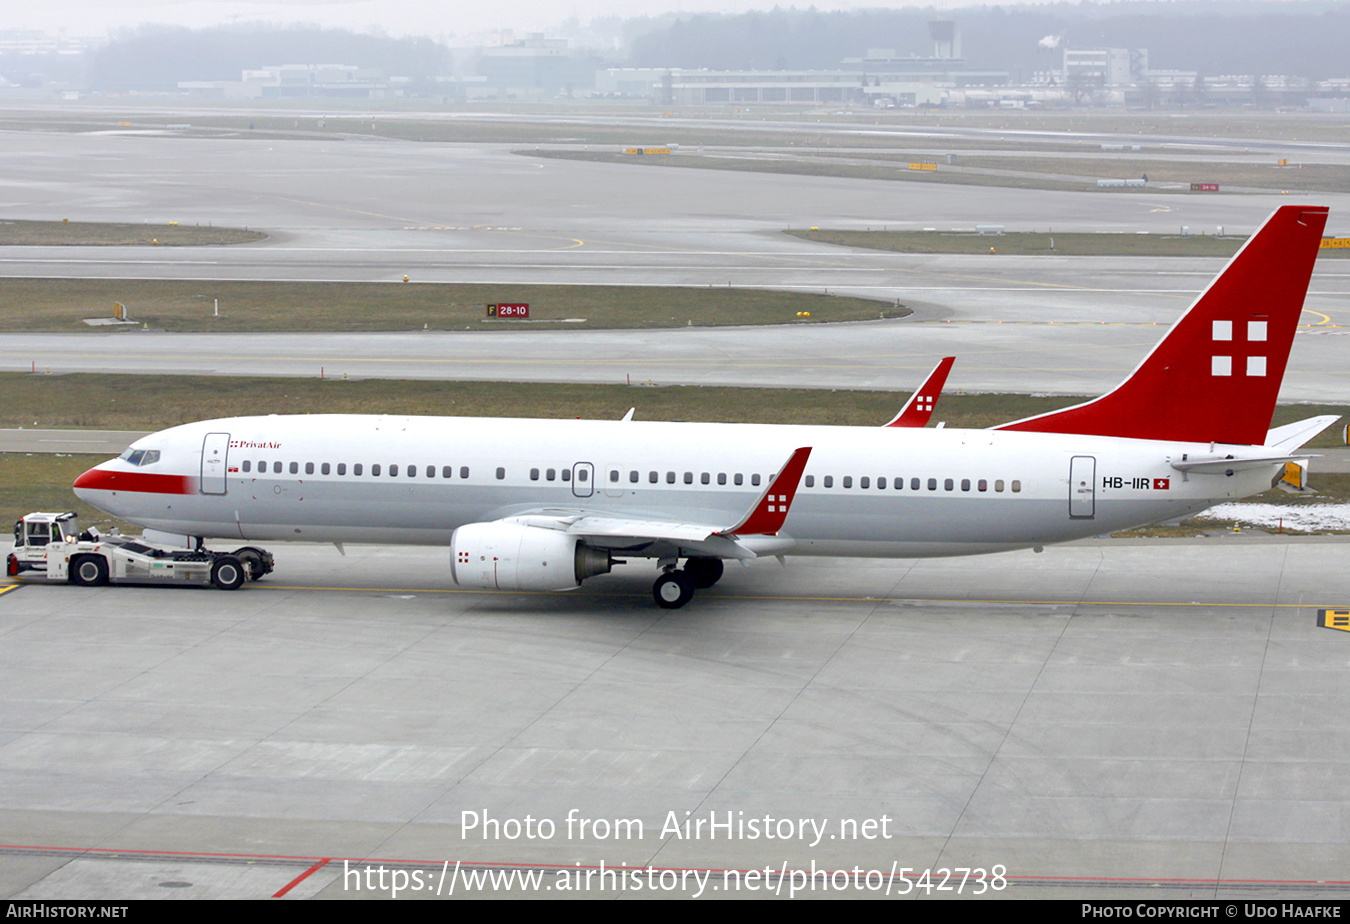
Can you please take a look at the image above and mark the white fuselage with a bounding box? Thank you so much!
[74,414,1272,558]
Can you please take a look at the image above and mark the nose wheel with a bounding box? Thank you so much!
[652,570,695,609]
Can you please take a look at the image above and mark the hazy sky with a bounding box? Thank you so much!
[3,0,1094,42]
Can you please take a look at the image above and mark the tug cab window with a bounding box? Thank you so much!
[24,520,50,546]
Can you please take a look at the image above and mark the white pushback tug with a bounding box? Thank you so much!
[8,511,273,591]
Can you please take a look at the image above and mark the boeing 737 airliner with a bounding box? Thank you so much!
[70,206,1335,607]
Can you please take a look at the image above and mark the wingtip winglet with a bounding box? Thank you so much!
[885,356,955,428]
[723,446,812,536]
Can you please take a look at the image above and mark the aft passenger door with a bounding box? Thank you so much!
[1069,455,1096,519]
[200,432,230,495]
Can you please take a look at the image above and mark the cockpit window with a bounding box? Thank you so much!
[118,449,160,466]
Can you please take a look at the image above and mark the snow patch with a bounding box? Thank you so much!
[1200,503,1350,531]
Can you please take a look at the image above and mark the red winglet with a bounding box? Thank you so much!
[722,447,812,536]
[996,206,1329,445]
[885,356,955,427]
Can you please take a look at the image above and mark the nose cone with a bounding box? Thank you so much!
[73,462,120,505]
[72,462,128,513]
[73,462,194,507]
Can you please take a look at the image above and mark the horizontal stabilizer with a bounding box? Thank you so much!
[1170,453,1317,475]
[1265,415,1340,453]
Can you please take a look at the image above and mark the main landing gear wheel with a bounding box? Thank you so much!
[69,556,109,587]
[211,557,246,591]
[683,557,724,589]
[653,570,695,609]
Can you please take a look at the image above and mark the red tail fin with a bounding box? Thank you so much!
[996,205,1328,446]
[885,356,955,427]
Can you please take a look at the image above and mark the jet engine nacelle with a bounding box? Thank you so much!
[450,522,612,592]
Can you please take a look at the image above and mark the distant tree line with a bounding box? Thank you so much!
[85,25,453,91]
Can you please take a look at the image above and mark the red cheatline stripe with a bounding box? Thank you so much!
[273,857,331,898]
[73,468,194,495]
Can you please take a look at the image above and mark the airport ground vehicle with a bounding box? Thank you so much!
[7,512,273,590]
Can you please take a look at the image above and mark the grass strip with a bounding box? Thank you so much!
[0,279,894,333]
[0,219,265,246]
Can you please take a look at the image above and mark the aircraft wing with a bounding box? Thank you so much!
[490,447,813,560]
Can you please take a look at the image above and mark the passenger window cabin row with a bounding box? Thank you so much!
[803,475,1022,493]
[237,460,1021,494]
[241,460,474,479]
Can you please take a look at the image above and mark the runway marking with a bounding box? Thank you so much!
[921,317,1342,329]
[1,842,1344,893]
[253,584,1338,609]
[2,353,1213,376]
[1317,609,1350,631]
[256,194,591,251]
[273,857,331,898]
[0,584,22,597]
[262,195,423,226]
